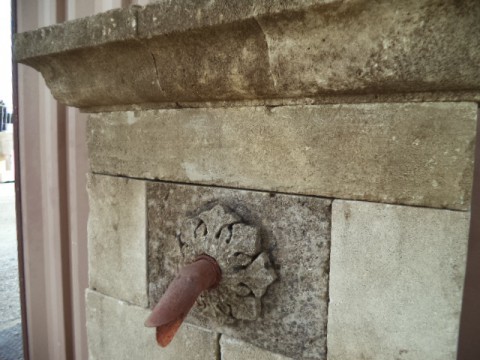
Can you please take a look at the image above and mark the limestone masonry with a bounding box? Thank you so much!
[14,0,480,110]
[15,0,478,359]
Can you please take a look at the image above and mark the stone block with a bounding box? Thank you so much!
[220,336,292,360]
[328,200,470,360]
[88,103,476,210]
[147,182,331,359]
[14,1,480,109]
[86,290,219,360]
[87,174,147,307]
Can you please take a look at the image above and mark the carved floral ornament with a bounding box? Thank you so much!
[178,205,277,323]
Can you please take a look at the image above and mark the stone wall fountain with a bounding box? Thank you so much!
[14,1,479,359]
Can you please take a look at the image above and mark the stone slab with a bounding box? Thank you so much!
[14,0,480,109]
[86,290,219,360]
[88,103,476,210]
[328,200,470,360]
[87,174,148,307]
[147,182,331,359]
[14,7,138,60]
[220,336,292,360]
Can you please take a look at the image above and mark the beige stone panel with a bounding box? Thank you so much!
[220,336,292,360]
[86,290,219,360]
[88,103,476,210]
[328,200,470,360]
[87,174,147,307]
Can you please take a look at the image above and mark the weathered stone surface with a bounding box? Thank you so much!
[14,0,480,109]
[147,182,331,359]
[180,205,277,323]
[87,174,147,307]
[328,200,470,360]
[137,0,337,38]
[14,7,138,60]
[86,290,219,360]
[220,335,292,360]
[88,103,476,210]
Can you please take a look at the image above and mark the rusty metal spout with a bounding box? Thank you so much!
[145,255,221,347]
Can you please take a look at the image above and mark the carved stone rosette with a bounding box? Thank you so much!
[178,205,277,323]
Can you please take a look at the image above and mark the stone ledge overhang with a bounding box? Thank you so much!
[14,0,480,111]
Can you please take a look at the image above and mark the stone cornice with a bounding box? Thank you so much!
[14,0,480,111]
